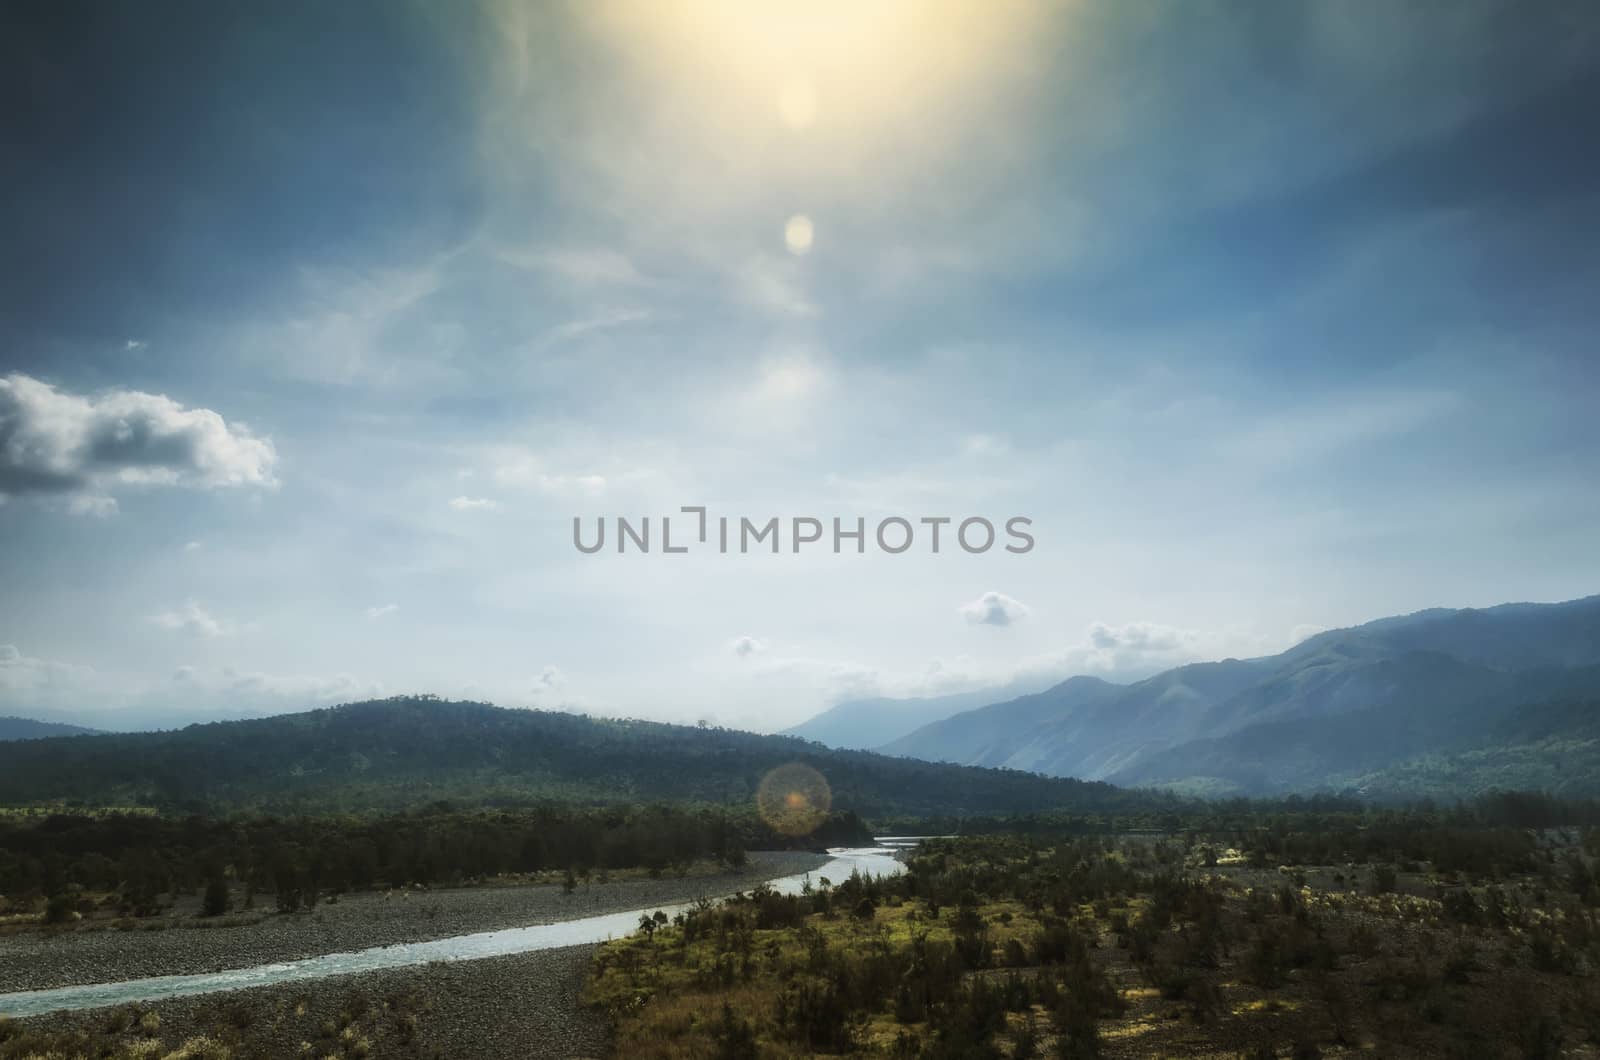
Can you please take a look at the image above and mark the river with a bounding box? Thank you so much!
[0,841,913,1018]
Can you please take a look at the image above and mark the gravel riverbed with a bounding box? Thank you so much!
[0,850,826,994]
[11,944,615,1059]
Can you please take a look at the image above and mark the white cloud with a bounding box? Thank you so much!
[730,635,765,658]
[0,644,98,700]
[147,601,235,638]
[495,245,649,288]
[963,433,1010,457]
[491,453,608,496]
[183,540,203,552]
[124,339,147,351]
[536,309,652,350]
[1290,623,1328,645]
[263,263,449,386]
[1087,620,1191,654]
[0,373,277,512]
[448,495,500,512]
[532,664,564,695]
[365,604,399,620]
[1014,621,1283,685]
[748,654,882,703]
[157,665,384,719]
[733,255,816,317]
[960,591,1031,627]
[1,645,380,729]
[67,494,118,517]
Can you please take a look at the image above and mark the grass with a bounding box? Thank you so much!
[585,887,1092,1058]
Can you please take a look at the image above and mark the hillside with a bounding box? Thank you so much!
[0,715,101,741]
[0,696,1175,820]
[881,594,1600,797]
[780,678,1055,750]
[876,676,1123,769]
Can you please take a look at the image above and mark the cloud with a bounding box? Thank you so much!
[536,309,652,351]
[1290,623,1328,645]
[960,591,1031,627]
[748,654,882,703]
[733,254,816,317]
[365,604,399,620]
[260,263,450,386]
[67,494,118,518]
[495,246,649,288]
[1087,621,1191,654]
[491,453,607,496]
[147,601,235,638]
[448,495,500,511]
[963,433,1010,457]
[730,635,765,658]
[1015,620,1279,684]
[0,643,98,699]
[156,665,384,720]
[531,665,564,695]
[124,339,147,351]
[0,373,276,511]
[183,540,202,552]
[1,644,381,729]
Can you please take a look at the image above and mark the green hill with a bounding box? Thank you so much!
[0,696,1176,820]
[0,715,101,741]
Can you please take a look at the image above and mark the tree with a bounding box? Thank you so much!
[203,872,229,917]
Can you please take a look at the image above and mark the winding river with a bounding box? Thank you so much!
[0,842,913,1018]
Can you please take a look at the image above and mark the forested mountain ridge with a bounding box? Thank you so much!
[0,715,101,741]
[0,696,1176,819]
[879,594,1600,798]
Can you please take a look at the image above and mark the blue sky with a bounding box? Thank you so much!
[2,1,1598,731]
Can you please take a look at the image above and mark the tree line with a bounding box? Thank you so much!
[0,805,873,916]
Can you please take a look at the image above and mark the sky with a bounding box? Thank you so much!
[2,0,1598,732]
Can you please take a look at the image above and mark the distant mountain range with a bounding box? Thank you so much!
[872,595,1600,799]
[781,676,1060,750]
[0,715,100,741]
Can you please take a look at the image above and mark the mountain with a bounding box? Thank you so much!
[783,678,1056,750]
[1345,691,1600,800]
[0,696,1176,820]
[876,676,1123,767]
[883,594,1600,798]
[0,715,101,741]
[881,659,1270,778]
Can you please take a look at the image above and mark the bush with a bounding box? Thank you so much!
[203,876,230,917]
[43,893,76,924]
[713,1002,758,1060]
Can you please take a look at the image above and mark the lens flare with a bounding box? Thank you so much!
[756,762,831,836]
[777,75,817,128]
[784,214,814,254]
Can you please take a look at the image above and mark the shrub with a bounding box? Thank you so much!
[203,876,229,918]
[43,893,76,924]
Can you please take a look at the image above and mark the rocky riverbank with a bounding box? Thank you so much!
[6,944,613,1059]
[0,850,826,994]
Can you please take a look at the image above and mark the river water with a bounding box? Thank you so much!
[0,842,912,1018]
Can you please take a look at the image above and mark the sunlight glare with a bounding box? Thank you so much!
[783,214,814,254]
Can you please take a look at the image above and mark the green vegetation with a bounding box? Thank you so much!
[588,827,1600,1058]
[0,696,1175,818]
[0,1012,233,1060]
[0,987,437,1060]
[0,805,868,923]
